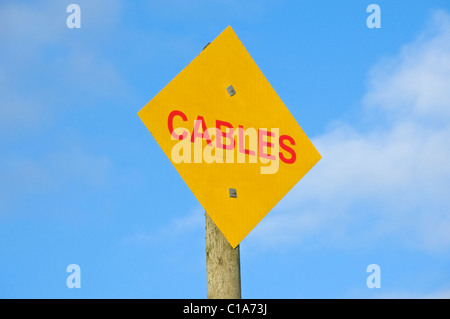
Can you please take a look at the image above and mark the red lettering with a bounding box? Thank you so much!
[238,125,255,156]
[191,116,212,145]
[279,135,296,164]
[167,110,188,140]
[216,120,235,150]
[259,129,276,160]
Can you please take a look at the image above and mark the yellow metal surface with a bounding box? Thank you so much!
[138,26,321,248]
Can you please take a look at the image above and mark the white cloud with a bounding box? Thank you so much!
[0,0,126,133]
[0,146,113,213]
[248,10,450,253]
[0,2,62,47]
[0,147,114,218]
[121,206,204,245]
[145,0,273,23]
[365,10,450,120]
[374,288,450,299]
[0,83,43,131]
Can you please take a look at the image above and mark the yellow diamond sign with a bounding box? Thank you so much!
[138,26,321,248]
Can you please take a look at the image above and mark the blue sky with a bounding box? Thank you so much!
[1,0,450,298]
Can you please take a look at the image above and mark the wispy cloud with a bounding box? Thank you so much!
[144,0,274,23]
[248,10,450,253]
[0,146,113,217]
[121,206,204,245]
[373,288,450,299]
[0,0,127,134]
[365,10,450,120]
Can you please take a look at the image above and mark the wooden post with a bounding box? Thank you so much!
[205,212,241,299]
